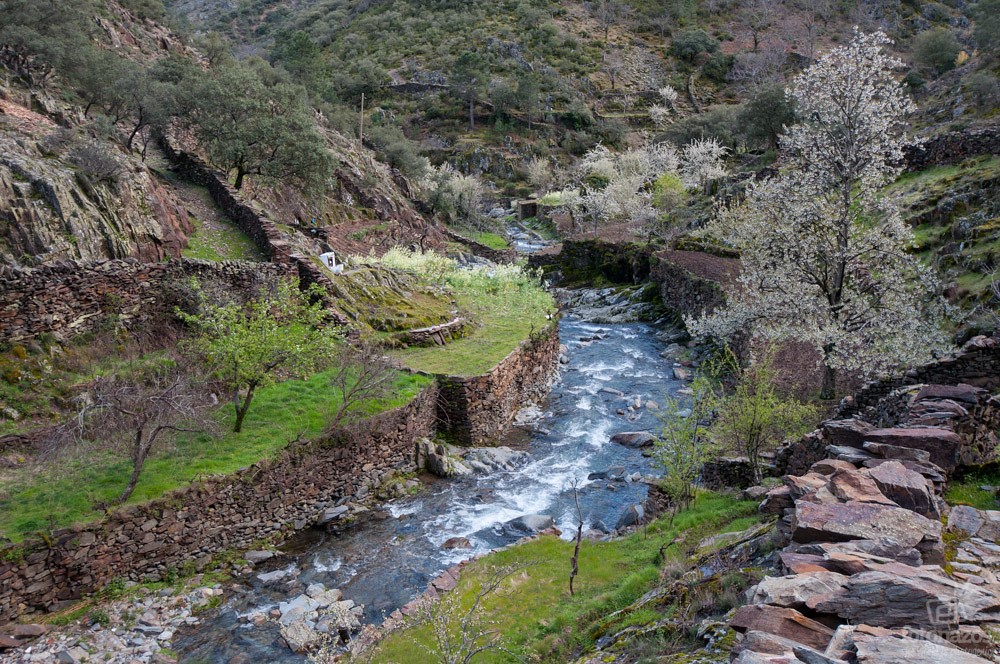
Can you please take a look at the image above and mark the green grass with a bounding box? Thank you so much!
[468,231,511,250]
[370,492,760,663]
[182,216,261,262]
[393,285,554,376]
[946,470,1000,510]
[0,370,431,541]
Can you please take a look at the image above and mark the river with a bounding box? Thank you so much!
[175,235,680,663]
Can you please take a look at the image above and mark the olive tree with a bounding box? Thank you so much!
[688,31,949,399]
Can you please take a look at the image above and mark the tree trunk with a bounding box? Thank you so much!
[234,168,246,190]
[821,364,837,400]
[233,384,256,432]
[117,431,149,504]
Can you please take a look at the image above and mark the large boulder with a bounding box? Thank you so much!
[826,468,894,505]
[867,461,937,518]
[791,501,941,549]
[610,431,655,448]
[505,514,554,533]
[730,605,835,651]
[822,419,874,449]
[749,572,849,610]
[806,568,1000,628]
[853,633,992,663]
[862,428,963,472]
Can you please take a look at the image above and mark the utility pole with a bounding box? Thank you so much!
[359,92,365,143]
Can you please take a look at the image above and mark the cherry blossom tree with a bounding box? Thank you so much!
[679,137,729,192]
[688,30,950,399]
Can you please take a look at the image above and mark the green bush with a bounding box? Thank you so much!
[740,85,796,150]
[663,103,743,149]
[702,53,734,83]
[669,29,720,62]
[913,27,961,75]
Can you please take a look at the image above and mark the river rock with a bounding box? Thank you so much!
[672,366,691,381]
[615,503,645,530]
[463,446,529,473]
[791,501,941,549]
[867,461,937,517]
[730,605,835,651]
[244,550,275,564]
[610,431,654,448]
[442,536,472,549]
[588,466,626,481]
[506,514,554,533]
[317,505,349,525]
[281,620,321,654]
[257,566,298,584]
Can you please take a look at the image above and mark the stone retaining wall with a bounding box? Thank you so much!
[0,258,291,344]
[159,138,293,265]
[904,125,1000,172]
[835,334,1000,420]
[435,323,560,446]
[0,384,438,622]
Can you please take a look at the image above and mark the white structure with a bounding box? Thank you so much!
[319,251,344,275]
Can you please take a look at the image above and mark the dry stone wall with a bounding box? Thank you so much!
[836,334,1000,420]
[0,258,291,344]
[435,323,560,446]
[0,385,438,623]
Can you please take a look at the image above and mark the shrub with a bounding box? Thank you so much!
[663,104,742,150]
[702,53,734,83]
[739,85,796,150]
[669,29,720,62]
[913,28,961,75]
[366,123,428,180]
[70,143,122,185]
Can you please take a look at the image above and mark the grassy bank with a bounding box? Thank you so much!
[0,369,430,541]
[370,492,760,663]
[358,248,556,376]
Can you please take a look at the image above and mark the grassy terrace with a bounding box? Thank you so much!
[182,215,262,262]
[0,369,430,541]
[357,249,556,377]
[371,492,760,663]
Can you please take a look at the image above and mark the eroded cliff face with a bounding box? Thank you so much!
[0,96,191,267]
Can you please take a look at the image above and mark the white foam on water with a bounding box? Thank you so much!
[575,395,592,411]
[387,499,422,518]
[311,554,343,573]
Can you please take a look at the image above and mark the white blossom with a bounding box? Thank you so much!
[687,30,949,397]
[679,137,728,191]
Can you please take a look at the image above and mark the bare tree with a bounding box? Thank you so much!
[419,562,531,664]
[328,342,397,430]
[742,0,778,52]
[68,371,205,505]
[569,481,584,596]
[588,0,631,50]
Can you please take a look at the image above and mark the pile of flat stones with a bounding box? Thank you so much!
[731,383,1000,663]
[0,581,223,664]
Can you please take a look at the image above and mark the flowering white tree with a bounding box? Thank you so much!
[649,85,679,129]
[569,142,681,230]
[679,137,729,191]
[688,30,950,399]
[420,163,486,227]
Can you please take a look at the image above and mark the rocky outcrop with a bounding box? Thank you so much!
[0,98,192,267]
[728,370,1000,663]
[903,126,1000,172]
